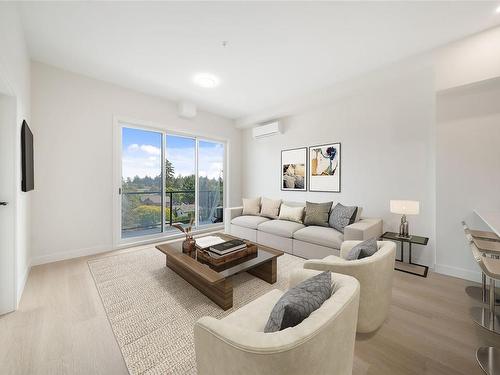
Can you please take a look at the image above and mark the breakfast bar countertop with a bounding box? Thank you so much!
[474,210,500,237]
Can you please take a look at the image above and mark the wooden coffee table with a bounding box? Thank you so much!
[156,233,284,310]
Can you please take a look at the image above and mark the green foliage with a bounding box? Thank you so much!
[122,158,224,231]
[133,205,161,226]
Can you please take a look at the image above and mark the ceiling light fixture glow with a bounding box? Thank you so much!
[497,5,500,13]
[193,73,220,88]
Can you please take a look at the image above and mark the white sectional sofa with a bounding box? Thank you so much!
[225,201,383,259]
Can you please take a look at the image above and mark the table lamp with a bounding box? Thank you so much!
[390,200,420,238]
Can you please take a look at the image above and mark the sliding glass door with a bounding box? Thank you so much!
[165,135,196,228]
[198,140,224,225]
[119,124,225,240]
[121,127,163,238]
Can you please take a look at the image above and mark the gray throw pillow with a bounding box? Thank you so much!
[346,238,379,260]
[304,201,333,227]
[329,203,358,233]
[264,271,332,333]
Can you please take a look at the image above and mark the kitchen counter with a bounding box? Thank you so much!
[474,210,500,237]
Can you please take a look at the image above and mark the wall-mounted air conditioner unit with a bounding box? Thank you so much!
[252,121,282,139]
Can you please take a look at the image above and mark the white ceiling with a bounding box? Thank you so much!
[18,1,500,120]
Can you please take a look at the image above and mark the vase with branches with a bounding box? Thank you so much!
[173,216,196,257]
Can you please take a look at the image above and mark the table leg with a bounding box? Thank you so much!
[398,240,404,262]
[165,254,233,310]
[248,258,277,284]
[394,240,429,278]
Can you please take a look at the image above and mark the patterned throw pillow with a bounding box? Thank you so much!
[260,198,282,219]
[346,238,379,260]
[329,203,358,233]
[264,271,333,333]
[278,204,305,223]
[242,197,261,216]
[304,201,333,227]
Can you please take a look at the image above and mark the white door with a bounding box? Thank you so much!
[0,94,16,314]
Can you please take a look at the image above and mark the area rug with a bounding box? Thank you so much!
[88,245,305,375]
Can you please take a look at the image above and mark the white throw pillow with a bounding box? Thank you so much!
[279,204,304,223]
[242,197,261,216]
[260,198,282,219]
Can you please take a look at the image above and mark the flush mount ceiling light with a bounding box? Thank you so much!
[193,73,220,88]
[496,5,500,13]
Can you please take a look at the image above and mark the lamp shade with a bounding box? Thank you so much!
[390,200,420,215]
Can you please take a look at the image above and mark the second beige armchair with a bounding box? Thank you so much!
[304,240,396,333]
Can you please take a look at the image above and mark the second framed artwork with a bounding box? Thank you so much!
[308,142,341,192]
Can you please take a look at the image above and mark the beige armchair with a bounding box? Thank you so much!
[304,240,396,333]
[194,269,360,375]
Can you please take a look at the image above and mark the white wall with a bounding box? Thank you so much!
[0,4,32,305]
[435,26,500,91]
[242,67,436,267]
[239,25,500,280]
[435,78,500,281]
[30,62,241,265]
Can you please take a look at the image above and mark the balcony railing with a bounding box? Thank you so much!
[121,189,223,236]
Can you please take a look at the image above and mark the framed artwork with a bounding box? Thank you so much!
[281,147,307,191]
[308,143,341,192]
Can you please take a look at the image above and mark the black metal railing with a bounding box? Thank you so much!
[121,189,223,234]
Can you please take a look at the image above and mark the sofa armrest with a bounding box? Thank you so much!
[303,255,345,271]
[224,206,243,233]
[225,206,243,221]
[344,218,382,241]
[304,256,368,275]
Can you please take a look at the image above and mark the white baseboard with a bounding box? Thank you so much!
[30,226,225,267]
[434,263,481,283]
[30,245,112,266]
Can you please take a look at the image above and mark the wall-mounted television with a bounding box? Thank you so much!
[21,120,34,192]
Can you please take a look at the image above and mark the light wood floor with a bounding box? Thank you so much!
[1,244,499,375]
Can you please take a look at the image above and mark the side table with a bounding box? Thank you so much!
[380,231,429,277]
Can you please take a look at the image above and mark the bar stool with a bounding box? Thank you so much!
[463,222,500,304]
[470,229,500,242]
[476,347,500,374]
[468,241,500,374]
[473,238,500,257]
[469,242,500,333]
[462,221,500,242]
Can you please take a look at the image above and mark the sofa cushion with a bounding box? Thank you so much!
[222,289,284,332]
[260,197,282,219]
[282,201,306,208]
[278,204,305,223]
[304,201,333,227]
[264,271,332,332]
[293,226,344,249]
[257,219,305,238]
[329,203,358,233]
[242,197,261,216]
[231,215,270,230]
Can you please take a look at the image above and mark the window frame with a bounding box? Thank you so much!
[112,116,228,248]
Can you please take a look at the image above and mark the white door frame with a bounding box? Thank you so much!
[0,78,18,314]
[112,116,229,248]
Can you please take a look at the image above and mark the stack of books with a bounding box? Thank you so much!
[205,239,247,259]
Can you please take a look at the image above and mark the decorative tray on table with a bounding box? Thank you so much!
[196,243,258,267]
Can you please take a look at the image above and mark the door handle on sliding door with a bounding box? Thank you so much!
[0,202,7,206]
